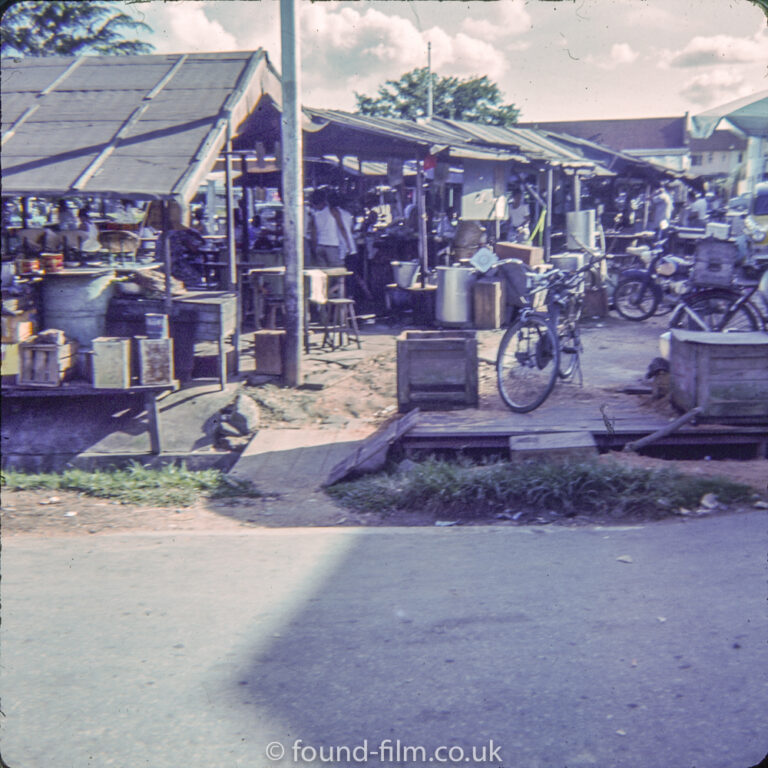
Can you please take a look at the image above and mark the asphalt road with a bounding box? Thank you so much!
[1,512,767,768]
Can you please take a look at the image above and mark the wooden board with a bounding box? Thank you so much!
[324,409,421,486]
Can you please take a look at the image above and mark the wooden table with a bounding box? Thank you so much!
[107,291,238,390]
[2,381,179,454]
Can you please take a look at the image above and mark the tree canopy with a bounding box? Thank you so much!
[355,68,520,126]
[1,1,154,58]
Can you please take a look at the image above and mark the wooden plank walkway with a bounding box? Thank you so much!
[229,425,375,492]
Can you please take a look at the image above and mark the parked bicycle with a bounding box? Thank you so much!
[489,255,602,412]
[668,219,768,332]
[668,263,768,332]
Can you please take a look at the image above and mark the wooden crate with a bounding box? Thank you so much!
[692,239,738,287]
[396,330,478,412]
[253,329,285,376]
[670,330,768,420]
[1,310,36,343]
[91,337,131,389]
[18,337,78,387]
[473,279,503,329]
[2,342,20,384]
[494,242,544,267]
[135,337,174,385]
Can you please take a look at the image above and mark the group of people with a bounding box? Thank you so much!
[306,189,356,268]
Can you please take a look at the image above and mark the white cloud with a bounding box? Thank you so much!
[297,4,510,109]
[679,68,754,107]
[666,30,768,68]
[461,0,531,40]
[150,2,238,53]
[584,42,639,69]
[610,43,639,65]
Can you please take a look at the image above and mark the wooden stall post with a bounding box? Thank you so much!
[545,166,553,262]
[416,160,428,287]
[162,200,172,316]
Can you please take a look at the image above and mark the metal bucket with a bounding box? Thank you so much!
[42,270,115,347]
[436,266,475,326]
[391,261,419,288]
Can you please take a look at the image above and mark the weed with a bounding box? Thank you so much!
[1,463,260,507]
[326,457,753,521]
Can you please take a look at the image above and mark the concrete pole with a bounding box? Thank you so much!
[280,0,304,386]
[427,42,433,120]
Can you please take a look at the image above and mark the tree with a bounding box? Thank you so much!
[355,67,520,126]
[1,1,154,58]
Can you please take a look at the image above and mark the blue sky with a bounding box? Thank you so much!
[123,0,768,121]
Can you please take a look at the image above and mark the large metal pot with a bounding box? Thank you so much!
[436,266,475,326]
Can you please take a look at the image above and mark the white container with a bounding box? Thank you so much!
[705,221,730,240]
[436,266,475,326]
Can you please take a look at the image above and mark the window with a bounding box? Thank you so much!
[691,154,703,167]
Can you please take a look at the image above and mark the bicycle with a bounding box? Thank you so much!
[668,263,768,332]
[490,254,602,412]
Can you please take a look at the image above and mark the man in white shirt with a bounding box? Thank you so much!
[686,191,709,227]
[507,189,530,241]
[309,189,343,267]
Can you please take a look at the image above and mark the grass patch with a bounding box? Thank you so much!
[326,457,753,521]
[1,463,260,507]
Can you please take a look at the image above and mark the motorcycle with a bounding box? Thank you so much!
[611,224,693,321]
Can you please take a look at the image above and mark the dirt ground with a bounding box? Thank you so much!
[3,319,766,538]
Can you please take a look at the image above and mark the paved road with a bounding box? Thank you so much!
[1,513,767,768]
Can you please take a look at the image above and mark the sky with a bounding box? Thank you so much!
[121,0,768,122]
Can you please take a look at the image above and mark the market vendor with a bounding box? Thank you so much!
[78,208,102,252]
[155,228,206,287]
[505,189,531,242]
[308,189,344,267]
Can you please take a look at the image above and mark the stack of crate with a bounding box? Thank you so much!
[17,330,78,387]
[91,313,174,388]
[2,306,37,383]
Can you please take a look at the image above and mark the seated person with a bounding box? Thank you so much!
[155,228,206,287]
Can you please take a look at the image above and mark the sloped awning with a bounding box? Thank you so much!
[689,91,768,139]
[0,50,282,203]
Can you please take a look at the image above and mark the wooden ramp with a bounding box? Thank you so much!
[229,426,374,492]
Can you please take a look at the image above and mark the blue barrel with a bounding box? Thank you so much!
[42,269,116,348]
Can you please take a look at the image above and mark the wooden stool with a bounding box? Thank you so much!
[322,298,361,350]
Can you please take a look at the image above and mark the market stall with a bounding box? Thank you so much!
[1,50,284,402]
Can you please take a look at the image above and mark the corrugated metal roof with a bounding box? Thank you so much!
[304,108,529,163]
[429,117,613,174]
[1,51,282,202]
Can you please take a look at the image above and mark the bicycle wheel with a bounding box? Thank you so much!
[613,277,661,321]
[669,290,760,332]
[557,323,581,379]
[497,315,559,412]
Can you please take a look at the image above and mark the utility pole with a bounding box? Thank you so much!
[280,0,304,386]
[426,42,433,120]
